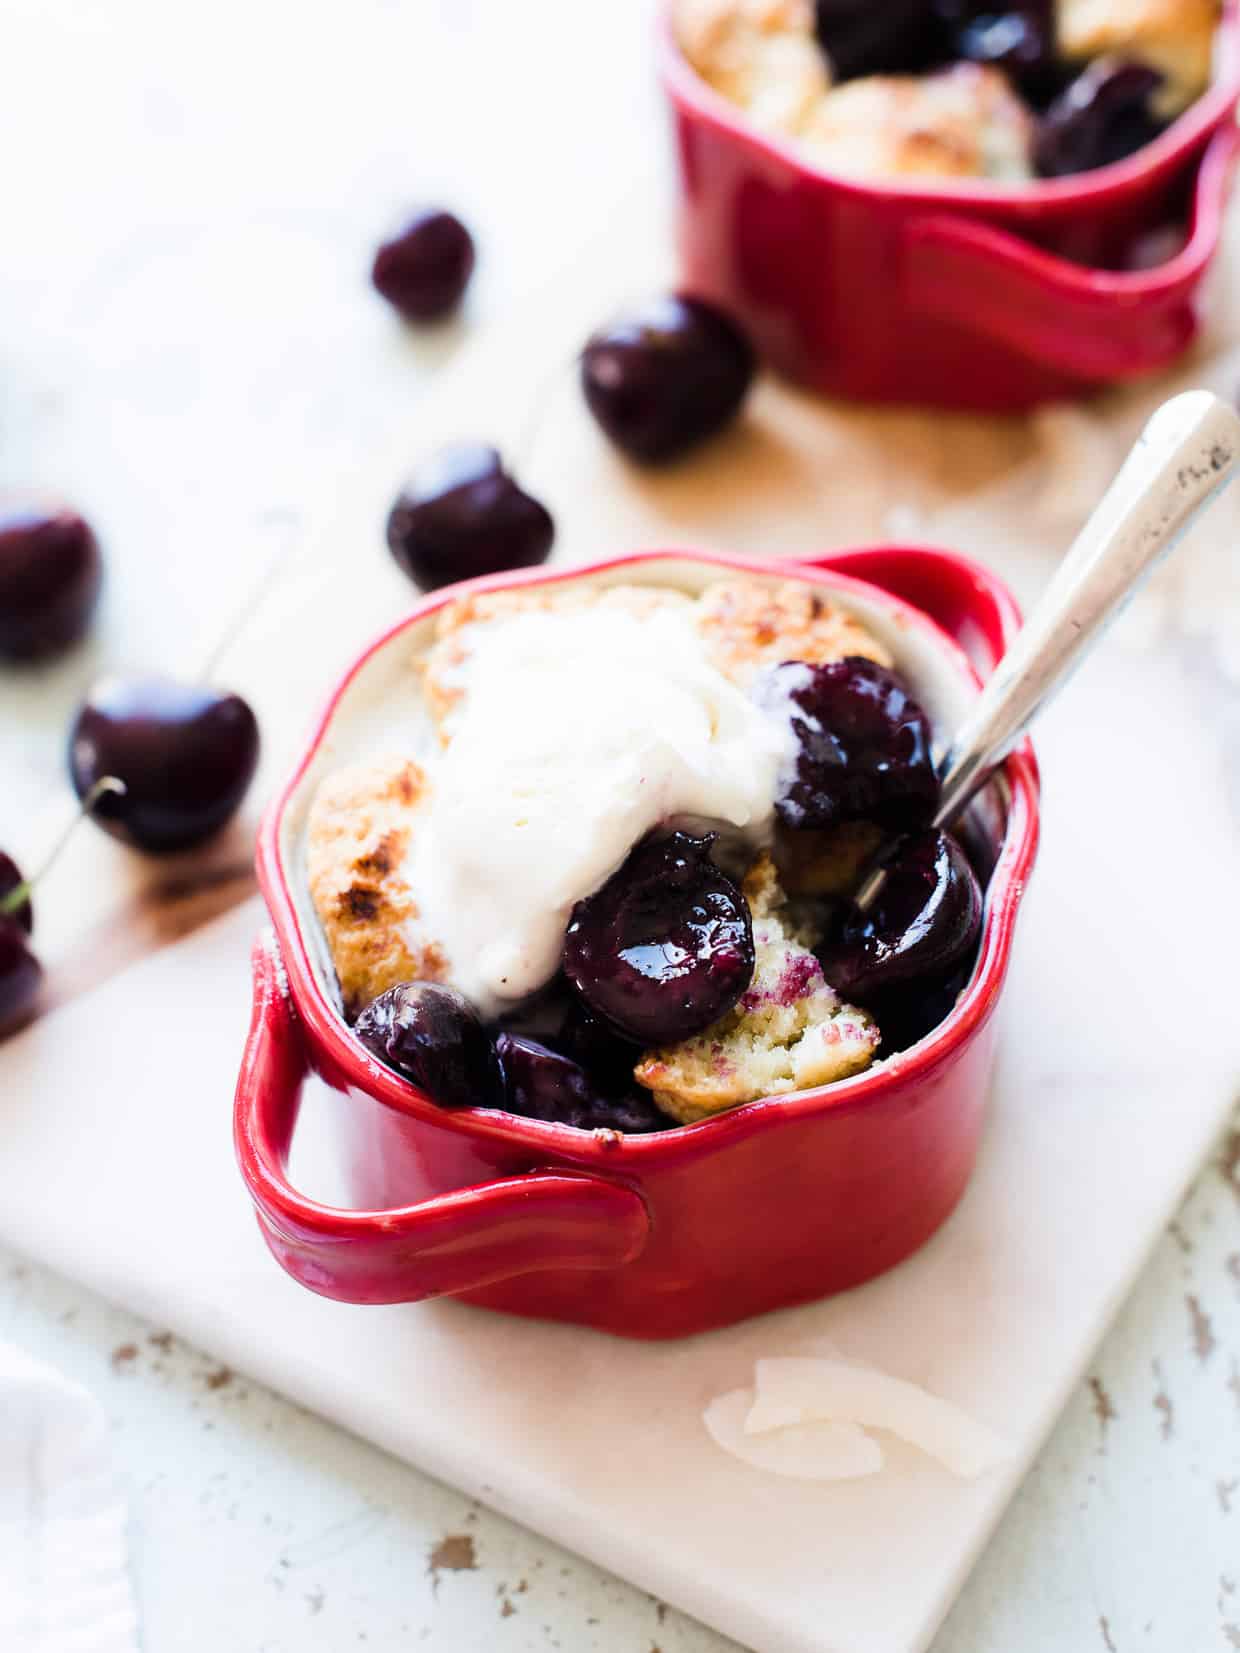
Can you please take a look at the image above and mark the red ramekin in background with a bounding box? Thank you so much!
[660,3,1240,409]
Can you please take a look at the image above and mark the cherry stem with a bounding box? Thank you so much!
[199,510,298,684]
[0,777,127,916]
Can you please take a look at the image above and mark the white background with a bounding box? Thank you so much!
[2,2,1239,1649]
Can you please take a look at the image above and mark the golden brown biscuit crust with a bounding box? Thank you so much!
[694,577,893,685]
[306,755,447,1018]
[798,65,1035,181]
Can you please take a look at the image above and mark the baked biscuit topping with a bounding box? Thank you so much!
[674,0,1218,182]
[799,66,1035,182]
[306,755,447,1018]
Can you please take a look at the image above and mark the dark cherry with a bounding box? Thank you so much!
[0,852,32,934]
[371,209,476,323]
[386,444,554,592]
[563,831,755,1046]
[762,656,939,834]
[496,1033,665,1133]
[869,954,978,1057]
[943,3,1062,101]
[354,981,502,1109]
[488,974,577,1045]
[0,915,42,1037]
[0,502,102,662]
[580,295,755,465]
[817,829,982,1002]
[1035,59,1166,178]
[555,999,646,1095]
[68,676,260,854]
[814,0,949,80]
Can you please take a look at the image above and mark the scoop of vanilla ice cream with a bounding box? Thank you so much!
[405,605,795,1018]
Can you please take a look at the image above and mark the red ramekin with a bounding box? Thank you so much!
[235,547,1040,1340]
[659,2,1240,409]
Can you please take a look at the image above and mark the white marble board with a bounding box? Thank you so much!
[3,290,1240,1651]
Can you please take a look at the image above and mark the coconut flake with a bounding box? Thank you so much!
[702,1387,884,1482]
[742,1357,1012,1479]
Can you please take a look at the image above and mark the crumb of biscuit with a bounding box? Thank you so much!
[306,755,447,1018]
[695,578,893,688]
[634,852,879,1124]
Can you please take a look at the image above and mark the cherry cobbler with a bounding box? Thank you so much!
[306,576,985,1134]
[675,0,1220,182]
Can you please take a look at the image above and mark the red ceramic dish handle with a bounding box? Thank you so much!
[902,125,1240,383]
[234,934,651,1305]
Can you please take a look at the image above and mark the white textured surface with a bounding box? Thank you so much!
[2,0,1240,1650]
[0,1343,139,1653]
[0,626,1237,1653]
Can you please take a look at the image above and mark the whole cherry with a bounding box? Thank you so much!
[354,981,503,1108]
[371,208,476,323]
[69,676,260,854]
[386,444,554,591]
[0,852,40,1036]
[815,0,948,79]
[580,295,756,465]
[495,1032,666,1132]
[1035,58,1166,177]
[0,501,102,662]
[0,779,124,1036]
[0,851,33,935]
[932,1,1063,100]
[0,914,41,1037]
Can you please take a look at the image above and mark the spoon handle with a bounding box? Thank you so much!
[934,390,1240,830]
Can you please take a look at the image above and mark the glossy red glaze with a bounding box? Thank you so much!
[235,546,1040,1339]
[659,3,1240,408]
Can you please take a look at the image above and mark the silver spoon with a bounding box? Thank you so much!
[857,389,1240,909]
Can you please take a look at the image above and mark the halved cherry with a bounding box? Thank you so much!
[817,830,982,1002]
[563,831,755,1045]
